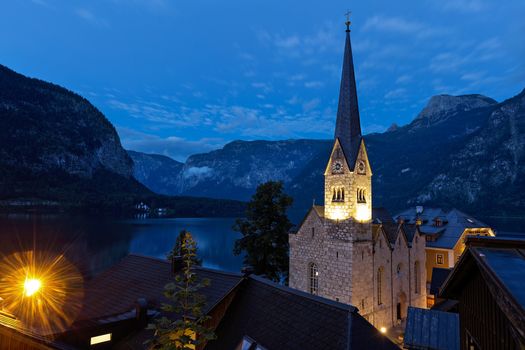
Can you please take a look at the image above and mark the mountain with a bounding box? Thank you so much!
[130,89,525,220]
[128,150,184,195]
[0,64,245,216]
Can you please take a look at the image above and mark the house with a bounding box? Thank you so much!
[394,207,494,306]
[440,236,525,349]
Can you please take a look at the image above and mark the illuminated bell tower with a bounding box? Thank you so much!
[324,17,372,223]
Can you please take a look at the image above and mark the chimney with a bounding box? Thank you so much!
[135,298,148,326]
[172,255,184,274]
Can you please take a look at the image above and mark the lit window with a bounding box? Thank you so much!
[377,267,384,305]
[90,333,112,345]
[436,254,444,265]
[309,263,319,295]
[414,261,420,294]
[357,188,366,203]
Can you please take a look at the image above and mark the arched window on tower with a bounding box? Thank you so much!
[309,263,319,295]
[377,267,384,305]
[357,188,366,203]
[414,261,420,294]
[342,188,345,201]
[332,188,336,201]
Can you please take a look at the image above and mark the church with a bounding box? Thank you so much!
[288,20,427,330]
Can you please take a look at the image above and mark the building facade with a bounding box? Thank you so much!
[394,207,494,306]
[288,23,426,330]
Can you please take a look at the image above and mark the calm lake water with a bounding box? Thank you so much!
[0,215,243,278]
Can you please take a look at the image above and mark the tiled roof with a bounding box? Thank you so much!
[430,267,452,296]
[404,307,459,350]
[206,275,398,350]
[395,207,490,249]
[76,254,243,322]
[381,222,400,245]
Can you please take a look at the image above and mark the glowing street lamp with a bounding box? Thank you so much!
[23,278,42,297]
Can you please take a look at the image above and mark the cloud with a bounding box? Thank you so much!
[117,127,224,162]
[437,0,487,13]
[384,88,408,99]
[75,8,109,27]
[363,15,441,38]
[304,81,324,88]
[395,75,413,84]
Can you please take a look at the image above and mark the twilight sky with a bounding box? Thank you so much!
[1,0,524,161]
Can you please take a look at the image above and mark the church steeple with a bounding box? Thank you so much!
[334,17,362,170]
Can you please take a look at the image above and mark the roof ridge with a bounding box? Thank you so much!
[248,275,357,313]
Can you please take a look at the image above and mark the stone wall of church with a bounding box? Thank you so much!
[289,211,354,303]
[372,232,394,328]
[409,231,427,309]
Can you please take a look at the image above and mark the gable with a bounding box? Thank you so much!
[354,138,373,175]
[324,138,350,176]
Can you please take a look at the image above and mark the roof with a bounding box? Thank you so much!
[334,27,362,170]
[430,267,452,296]
[395,207,491,249]
[76,254,243,323]
[206,275,398,350]
[440,237,525,341]
[404,307,459,350]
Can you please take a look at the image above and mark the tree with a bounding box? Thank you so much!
[233,181,293,282]
[149,232,215,349]
[167,229,202,266]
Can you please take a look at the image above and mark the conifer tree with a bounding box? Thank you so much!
[233,181,293,282]
[167,229,202,266]
[149,232,214,349]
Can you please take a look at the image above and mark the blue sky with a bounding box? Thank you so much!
[1,0,524,161]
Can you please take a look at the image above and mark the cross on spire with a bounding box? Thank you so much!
[345,10,352,32]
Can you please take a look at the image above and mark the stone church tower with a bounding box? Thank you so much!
[289,20,427,329]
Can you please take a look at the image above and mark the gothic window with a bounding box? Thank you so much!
[357,188,366,203]
[397,263,402,275]
[332,187,345,202]
[311,227,315,238]
[377,267,384,305]
[309,263,319,295]
[414,261,420,294]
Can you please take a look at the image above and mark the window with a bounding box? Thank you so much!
[357,188,366,203]
[414,261,420,294]
[436,254,444,265]
[397,263,402,275]
[377,267,384,305]
[309,263,319,295]
[311,227,315,238]
[332,187,345,202]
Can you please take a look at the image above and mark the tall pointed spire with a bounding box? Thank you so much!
[334,16,362,170]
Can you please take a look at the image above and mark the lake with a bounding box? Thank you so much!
[0,215,244,278]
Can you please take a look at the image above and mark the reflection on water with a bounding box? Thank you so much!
[0,215,243,279]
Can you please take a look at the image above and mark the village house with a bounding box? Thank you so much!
[394,207,494,306]
[439,236,525,349]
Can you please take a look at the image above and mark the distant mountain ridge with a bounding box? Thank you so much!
[0,64,245,216]
[130,89,525,220]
